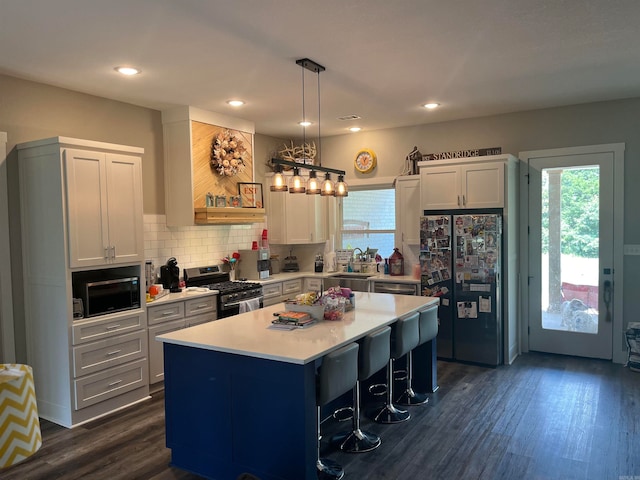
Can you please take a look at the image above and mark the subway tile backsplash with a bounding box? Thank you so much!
[143,214,267,279]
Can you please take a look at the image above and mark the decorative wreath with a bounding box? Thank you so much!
[210,129,248,177]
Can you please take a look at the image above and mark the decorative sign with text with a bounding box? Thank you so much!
[423,147,502,161]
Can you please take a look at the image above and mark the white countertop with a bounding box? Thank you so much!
[255,271,420,285]
[157,292,438,365]
[146,287,217,306]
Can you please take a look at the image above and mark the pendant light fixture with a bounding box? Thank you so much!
[335,174,348,197]
[270,164,288,192]
[306,170,321,195]
[320,172,334,196]
[270,58,349,196]
[290,167,306,193]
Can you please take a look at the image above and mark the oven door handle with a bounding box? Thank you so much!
[222,297,264,308]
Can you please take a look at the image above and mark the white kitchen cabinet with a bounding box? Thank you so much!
[146,293,217,385]
[420,156,510,210]
[17,137,149,428]
[395,175,421,247]
[65,148,144,267]
[303,277,323,292]
[266,173,329,245]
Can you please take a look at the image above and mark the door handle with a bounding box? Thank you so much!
[603,280,612,322]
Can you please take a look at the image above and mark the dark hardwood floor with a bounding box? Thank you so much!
[3,352,639,480]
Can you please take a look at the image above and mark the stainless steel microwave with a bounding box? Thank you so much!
[77,276,141,318]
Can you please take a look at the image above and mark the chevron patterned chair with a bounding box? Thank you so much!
[0,364,42,469]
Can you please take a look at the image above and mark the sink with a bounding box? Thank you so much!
[325,273,377,292]
[330,273,377,280]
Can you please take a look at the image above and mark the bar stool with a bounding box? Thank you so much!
[397,305,439,405]
[373,312,419,424]
[316,342,359,480]
[331,326,391,453]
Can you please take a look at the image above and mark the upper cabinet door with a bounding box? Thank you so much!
[462,162,504,208]
[65,149,110,267]
[420,165,461,210]
[421,161,505,210]
[396,176,421,245]
[106,153,144,264]
[65,149,143,268]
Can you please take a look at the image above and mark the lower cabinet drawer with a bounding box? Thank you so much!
[185,296,216,316]
[74,358,148,410]
[72,312,145,345]
[262,282,282,299]
[282,279,303,295]
[147,302,185,326]
[73,330,147,378]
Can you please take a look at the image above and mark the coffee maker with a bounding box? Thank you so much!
[160,257,181,292]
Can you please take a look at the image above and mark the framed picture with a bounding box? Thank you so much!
[214,195,227,208]
[238,182,264,208]
[229,195,242,208]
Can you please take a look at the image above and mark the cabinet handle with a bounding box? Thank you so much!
[108,379,123,387]
[162,311,174,316]
[105,324,121,330]
[457,195,461,207]
[462,195,466,206]
[104,247,109,259]
[194,303,208,310]
[106,350,122,356]
[111,245,116,259]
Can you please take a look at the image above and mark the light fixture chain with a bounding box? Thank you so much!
[301,65,306,152]
[317,69,321,167]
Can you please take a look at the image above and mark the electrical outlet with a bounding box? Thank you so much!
[623,244,640,255]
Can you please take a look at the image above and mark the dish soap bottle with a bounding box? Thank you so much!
[389,248,404,276]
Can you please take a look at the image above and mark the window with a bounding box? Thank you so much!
[339,188,395,257]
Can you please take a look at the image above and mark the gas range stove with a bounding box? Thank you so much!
[183,265,263,318]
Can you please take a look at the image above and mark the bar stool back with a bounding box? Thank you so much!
[397,305,439,405]
[331,326,391,453]
[316,342,359,480]
[373,312,419,424]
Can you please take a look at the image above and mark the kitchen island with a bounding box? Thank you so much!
[158,292,439,480]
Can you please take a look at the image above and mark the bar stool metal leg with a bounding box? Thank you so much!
[317,406,345,480]
[396,350,428,405]
[373,358,410,423]
[331,379,381,452]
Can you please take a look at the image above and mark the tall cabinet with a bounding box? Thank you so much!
[17,137,149,427]
[419,154,520,364]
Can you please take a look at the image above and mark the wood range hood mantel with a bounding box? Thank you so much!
[194,207,266,225]
[162,106,264,226]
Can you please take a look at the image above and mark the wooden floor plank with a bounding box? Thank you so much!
[2,352,639,480]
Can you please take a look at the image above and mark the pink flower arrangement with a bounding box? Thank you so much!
[222,252,241,270]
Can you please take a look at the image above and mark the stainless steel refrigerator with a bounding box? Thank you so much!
[420,211,503,365]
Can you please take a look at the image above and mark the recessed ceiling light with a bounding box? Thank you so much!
[227,100,245,107]
[115,66,141,76]
[423,102,440,109]
[299,121,313,127]
[349,127,362,132]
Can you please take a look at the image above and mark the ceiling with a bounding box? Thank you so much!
[2,0,640,138]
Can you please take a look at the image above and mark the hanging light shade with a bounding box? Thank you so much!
[289,167,306,193]
[335,174,348,197]
[320,172,335,196]
[270,165,288,192]
[306,170,321,195]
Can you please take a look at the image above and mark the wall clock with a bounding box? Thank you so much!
[354,149,377,173]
